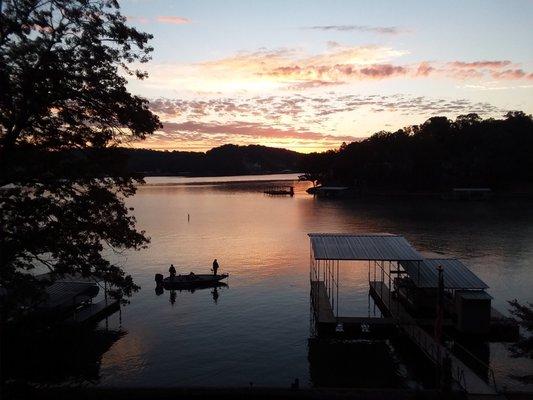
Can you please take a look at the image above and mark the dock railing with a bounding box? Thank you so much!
[401,322,467,391]
[443,334,498,392]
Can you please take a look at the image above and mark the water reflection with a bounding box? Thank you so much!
[308,339,402,388]
[212,287,219,304]
[157,283,228,306]
[4,325,126,384]
[14,175,529,390]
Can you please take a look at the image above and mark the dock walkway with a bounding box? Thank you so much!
[310,281,336,324]
[311,281,396,334]
[370,281,497,395]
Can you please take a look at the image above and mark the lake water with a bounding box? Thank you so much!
[17,175,533,391]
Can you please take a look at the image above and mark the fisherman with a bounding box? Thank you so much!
[169,264,176,278]
[212,259,219,276]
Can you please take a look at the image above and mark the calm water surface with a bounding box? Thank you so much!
[87,175,533,390]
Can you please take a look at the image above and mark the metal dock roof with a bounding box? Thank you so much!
[308,233,424,261]
[43,281,99,309]
[400,258,489,289]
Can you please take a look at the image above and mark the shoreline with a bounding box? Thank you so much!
[3,385,455,400]
[6,385,533,400]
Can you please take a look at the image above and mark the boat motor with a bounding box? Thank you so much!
[155,273,164,286]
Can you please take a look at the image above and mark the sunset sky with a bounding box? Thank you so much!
[122,0,533,153]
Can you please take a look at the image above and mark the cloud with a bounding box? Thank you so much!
[304,25,410,35]
[134,44,533,97]
[359,64,407,78]
[443,60,533,81]
[138,93,505,151]
[448,61,512,69]
[160,120,356,142]
[149,94,502,125]
[416,62,433,77]
[192,44,409,89]
[490,69,533,80]
[126,16,150,24]
[156,16,191,25]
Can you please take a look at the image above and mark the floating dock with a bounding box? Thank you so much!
[264,185,294,196]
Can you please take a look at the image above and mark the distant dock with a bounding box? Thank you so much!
[264,185,294,196]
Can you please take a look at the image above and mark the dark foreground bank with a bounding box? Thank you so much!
[3,385,462,400]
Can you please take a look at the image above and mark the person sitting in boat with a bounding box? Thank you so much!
[187,271,195,281]
[212,259,219,276]
[169,264,176,278]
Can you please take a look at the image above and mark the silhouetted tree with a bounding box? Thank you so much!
[0,0,161,320]
[302,113,533,192]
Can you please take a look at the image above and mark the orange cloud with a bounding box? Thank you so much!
[126,16,149,24]
[416,62,433,76]
[156,16,191,25]
[135,45,533,96]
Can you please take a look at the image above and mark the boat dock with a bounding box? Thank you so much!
[36,273,121,325]
[67,299,120,324]
[264,185,294,196]
[308,233,514,396]
[310,280,395,336]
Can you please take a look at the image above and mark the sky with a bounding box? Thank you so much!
[121,0,533,153]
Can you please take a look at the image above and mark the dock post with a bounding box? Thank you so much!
[336,261,339,318]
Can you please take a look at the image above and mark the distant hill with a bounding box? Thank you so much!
[120,144,304,176]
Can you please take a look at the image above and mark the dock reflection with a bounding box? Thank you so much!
[3,325,126,384]
[308,338,401,388]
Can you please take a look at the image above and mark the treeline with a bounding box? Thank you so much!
[122,144,303,176]
[301,111,533,192]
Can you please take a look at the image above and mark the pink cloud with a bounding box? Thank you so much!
[442,60,533,81]
[156,16,191,25]
[126,16,150,24]
[449,60,512,69]
[359,64,407,78]
[491,69,533,80]
[160,120,356,142]
[267,63,408,82]
[416,62,433,76]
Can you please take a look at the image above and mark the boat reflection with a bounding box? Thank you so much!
[156,282,228,306]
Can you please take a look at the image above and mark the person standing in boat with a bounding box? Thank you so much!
[212,259,219,276]
[169,264,176,278]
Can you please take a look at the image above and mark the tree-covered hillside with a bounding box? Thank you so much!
[122,144,303,176]
[301,112,533,193]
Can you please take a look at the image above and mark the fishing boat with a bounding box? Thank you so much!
[155,272,228,288]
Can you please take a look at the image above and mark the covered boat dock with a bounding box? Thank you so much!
[36,273,120,325]
[308,233,500,395]
[309,233,423,335]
